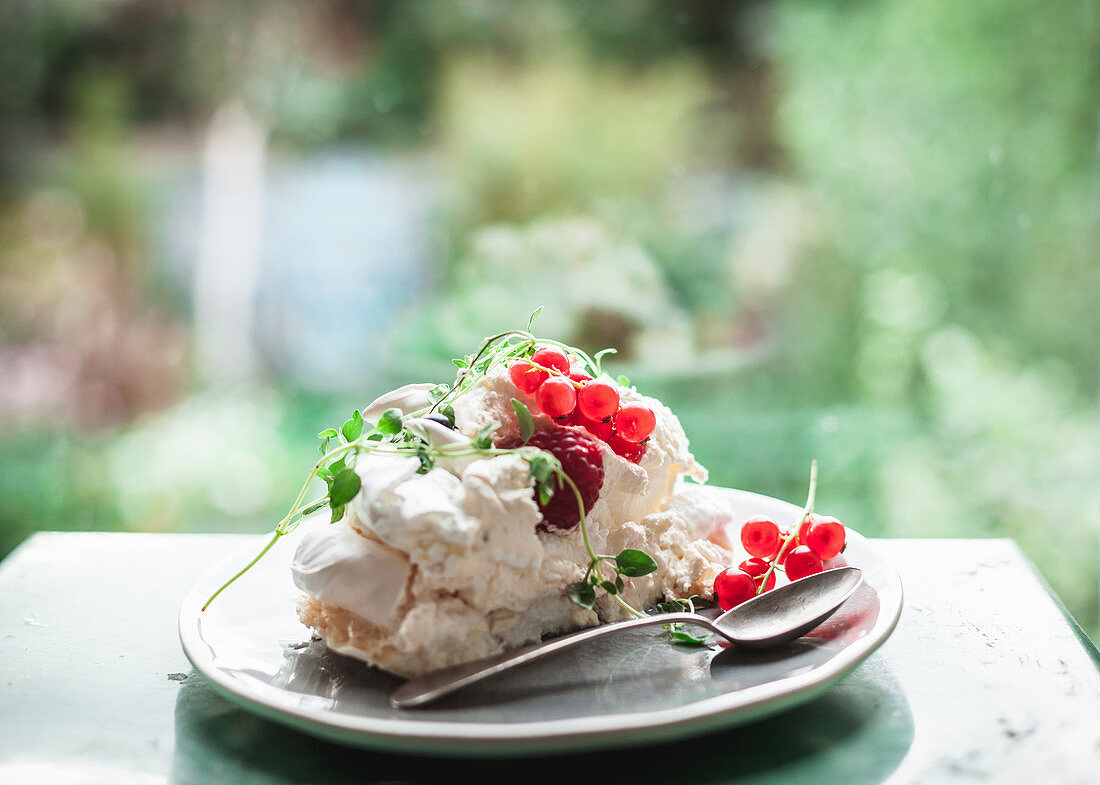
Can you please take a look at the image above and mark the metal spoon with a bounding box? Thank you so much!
[390,566,863,708]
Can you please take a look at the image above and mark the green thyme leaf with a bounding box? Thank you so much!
[341,410,364,442]
[528,453,556,485]
[615,549,658,577]
[204,322,658,617]
[512,398,535,443]
[667,627,712,647]
[328,468,362,506]
[507,342,535,359]
[377,408,403,435]
[284,498,330,531]
[526,306,544,332]
[593,347,617,375]
[568,581,597,609]
[472,422,500,450]
[415,446,434,474]
[616,374,631,388]
[527,452,559,505]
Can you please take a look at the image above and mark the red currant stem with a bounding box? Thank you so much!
[532,360,570,380]
[804,458,818,518]
[754,460,818,596]
[522,357,588,389]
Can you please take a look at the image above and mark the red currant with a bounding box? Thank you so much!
[532,347,570,376]
[577,381,620,421]
[740,516,781,559]
[797,516,813,545]
[613,405,656,442]
[569,370,593,384]
[509,361,547,393]
[714,568,757,611]
[806,516,846,560]
[608,431,646,463]
[535,377,577,418]
[577,412,613,441]
[738,557,776,592]
[553,409,578,426]
[785,546,824,581]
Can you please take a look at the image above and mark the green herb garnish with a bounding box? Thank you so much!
[201,310,665,623]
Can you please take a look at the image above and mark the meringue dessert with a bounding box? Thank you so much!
[211,327,736,679]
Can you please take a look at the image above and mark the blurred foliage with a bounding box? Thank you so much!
[0,0,1096,638]
[438,53,708,224]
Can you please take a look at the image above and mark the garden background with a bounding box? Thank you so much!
[1,1,1097,639]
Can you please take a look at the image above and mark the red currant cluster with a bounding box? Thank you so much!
[509,347,655,463]
[713,464,847,611]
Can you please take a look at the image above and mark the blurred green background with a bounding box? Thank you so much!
[1,0,1097,638]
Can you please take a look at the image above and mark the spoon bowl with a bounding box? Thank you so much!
[390,566,863,708]
[714,565,864,648]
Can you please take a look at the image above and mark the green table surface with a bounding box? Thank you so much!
[1,532,1098,784]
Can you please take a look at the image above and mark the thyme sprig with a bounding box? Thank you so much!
[201,313,660,617]
[656,596,713,646]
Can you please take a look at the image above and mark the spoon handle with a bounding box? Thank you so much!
[390,612,709,708]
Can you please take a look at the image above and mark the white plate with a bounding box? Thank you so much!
[179,487,902,758]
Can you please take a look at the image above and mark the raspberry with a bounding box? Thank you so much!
[527,427,604,533]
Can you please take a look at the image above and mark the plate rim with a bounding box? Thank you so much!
[179,486,904,757]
